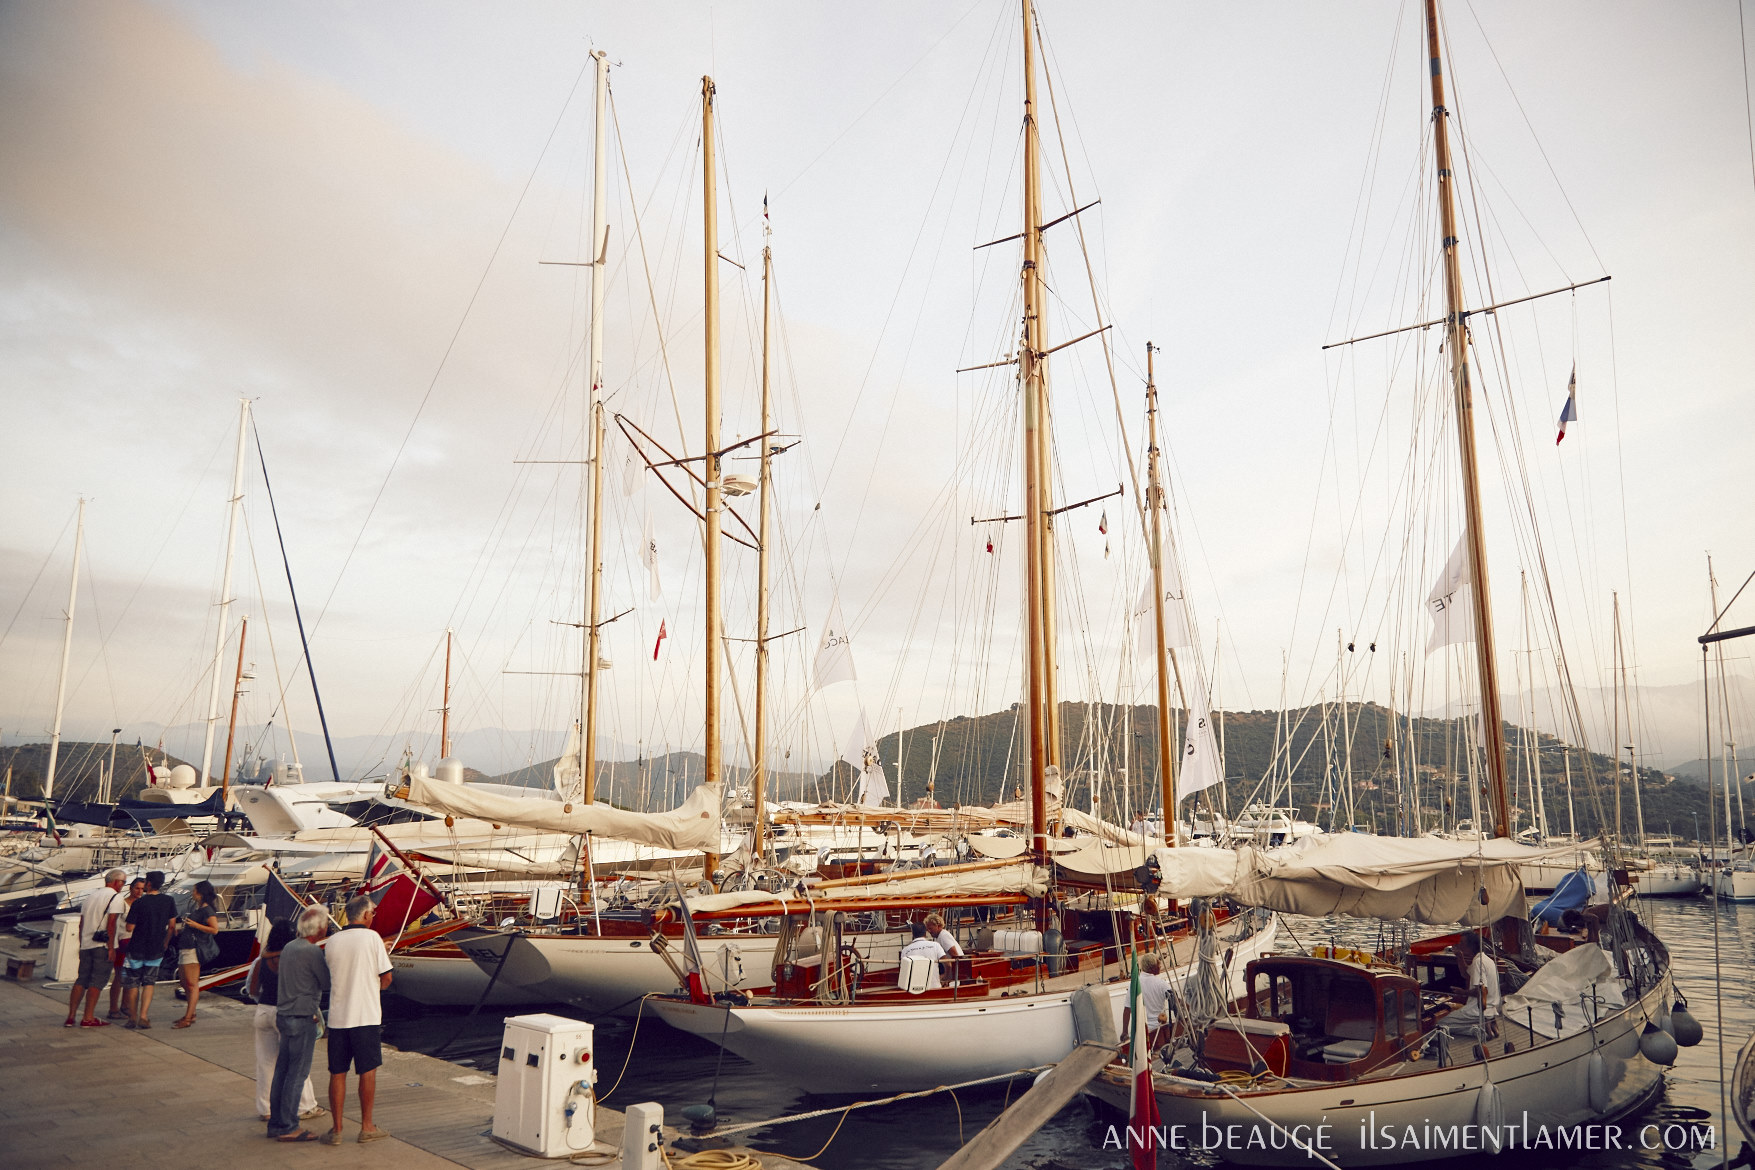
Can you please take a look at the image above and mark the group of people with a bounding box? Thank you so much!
[64,869,220,1030]
[63,873,395,1146]
[254,893,395,1145]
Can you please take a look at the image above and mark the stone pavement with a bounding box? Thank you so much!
[0,964,813,1170]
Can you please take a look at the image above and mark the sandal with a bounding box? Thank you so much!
[172,1017,195,1029]
[106,1010,128,1020]
[277,1131,319,1143]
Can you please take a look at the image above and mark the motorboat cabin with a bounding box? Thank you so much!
[1204,954,1425,1081]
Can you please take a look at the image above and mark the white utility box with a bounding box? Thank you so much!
[493,1012,596,1157]
[47,913,83,982]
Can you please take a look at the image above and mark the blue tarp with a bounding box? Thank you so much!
[1531,868,1593,926]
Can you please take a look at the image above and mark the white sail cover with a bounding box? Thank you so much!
[406,773,723,852]
[1092,836,1593,926]
[681,862,1050,914]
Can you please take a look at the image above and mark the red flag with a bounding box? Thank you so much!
[1098,509,1108,535]
[1127,958,1162,1168]
[653,619,668,660]
[368,872,440,938]
[985,536,994,554]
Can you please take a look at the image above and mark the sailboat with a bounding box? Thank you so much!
[649,0,1277,1092]
[1083,4,1680,1161]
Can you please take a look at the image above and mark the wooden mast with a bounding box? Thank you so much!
[582,49,610,806]
[1023,0,1060,774]
[1144,344,1178,847]
[1424,0,1511,838]
[440,627,453,760]
[1019,0,1051,861]
[220,616,248,802]
[701,75,723,880]
[43,497,84,802]
[753,218,774,861]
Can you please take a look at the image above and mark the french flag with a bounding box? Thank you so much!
[1126,956,1162,1168]
[1555,365,1577,444]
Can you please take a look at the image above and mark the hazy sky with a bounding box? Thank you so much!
[3,0,1752,781]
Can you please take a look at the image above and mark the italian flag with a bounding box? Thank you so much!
[1128,956,1161,1168]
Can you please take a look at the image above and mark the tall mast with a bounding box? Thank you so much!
[43,497,84,802]
[582,49,610,805]
[1424,0,1510,838]
[220,616,248,803]
[1614,593,1645,849]
[1144,344,1177,847]
[440,628,453,760]
[753,216,774,860]
[1710,557,1736,850]
[200,398,251,787]
[700,75,724,878]
[1019,0,1051,860]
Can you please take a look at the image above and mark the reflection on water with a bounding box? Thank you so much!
[381,897,1755,1169]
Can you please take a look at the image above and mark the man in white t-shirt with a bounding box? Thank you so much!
[1138,952,1172,1038]
[1447,932,1500,1035]
[322,895,393,1145]
[899,923,946,990]
[66,869,127,1028]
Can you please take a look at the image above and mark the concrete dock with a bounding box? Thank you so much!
[0,962,809,1170]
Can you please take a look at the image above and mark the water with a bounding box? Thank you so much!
[381,898,1755,1168]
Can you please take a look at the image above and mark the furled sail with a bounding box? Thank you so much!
[406,772,723,852]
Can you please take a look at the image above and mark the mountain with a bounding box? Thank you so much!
[489,751,821,810]
[852,701,1724,841]
[0,741,195,803]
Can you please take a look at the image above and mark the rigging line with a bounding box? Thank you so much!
[0,507,73,655]
[608,86,694,487]
[252,419,342,786]
[1459,2,1605,273]
[306,54,595,638]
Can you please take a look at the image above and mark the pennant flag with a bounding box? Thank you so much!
[551,722,584,801]
[762,192,769,225]
[621,443,643,496]
[1177,697,1224,803]
[1104,539,1111,560]
[1425,536,1474,654]
[1098,509,1108,535]
[653,619,668,660]
[1127,956,1163,1168]
[1555,365,1577,445]
[1133,568,1192,659]
[812,600,857,689]
[642,508,662,600]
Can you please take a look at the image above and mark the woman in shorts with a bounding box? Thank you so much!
[172,880,220,1029]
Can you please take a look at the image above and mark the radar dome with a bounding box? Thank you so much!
[166,764,197,790]
[435,758,465,785]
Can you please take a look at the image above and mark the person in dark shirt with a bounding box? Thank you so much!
[122,871,178,1029]
[172,879,221,1028]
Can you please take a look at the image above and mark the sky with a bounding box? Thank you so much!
[2,0,1752,783]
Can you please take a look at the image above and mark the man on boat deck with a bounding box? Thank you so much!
[1138,952,1172,1042]
[1446,931,1500,1036]
[900,922,947,989]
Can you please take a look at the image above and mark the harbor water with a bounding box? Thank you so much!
[380,896,1753,1169]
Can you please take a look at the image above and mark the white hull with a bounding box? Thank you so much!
[1633,864,1702,898]
[650,917,1278,1094]
[1712,868,1755,902]
[1086,961,1669,1166]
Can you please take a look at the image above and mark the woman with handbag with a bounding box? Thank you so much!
[172,880,221,1029]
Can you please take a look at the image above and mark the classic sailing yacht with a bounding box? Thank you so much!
[650,0,1275,1092]
[1084,4,1678,1161]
